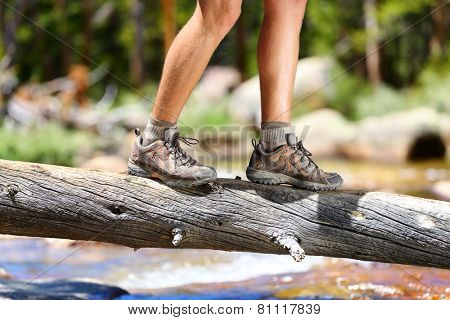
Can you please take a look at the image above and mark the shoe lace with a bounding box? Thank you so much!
[166,132,199,167]
[292,139,320,171]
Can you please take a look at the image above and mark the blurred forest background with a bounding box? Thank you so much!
[0,0,449,195]
[1,0,449,88]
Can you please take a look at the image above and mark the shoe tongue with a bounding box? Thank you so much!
[164,127,179,142]
[285,133,297,146]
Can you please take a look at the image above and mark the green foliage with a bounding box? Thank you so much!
[330,66,450,121]
[329,65,371,120]
[3,0,447,85]
[180,97,233,132]
[377,0,434,25]
[415,65,450,113]
[303,0,363,56]
[0,123,96,166]
[1,0,448,125]
[352,85,408,119]
[302,0,444,87]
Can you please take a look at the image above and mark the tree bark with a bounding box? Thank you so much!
[236,14,247,81]
[162,0,176,56]
[82,0,93,64]
[55,0,72,73]
[0,159,449,269]
[430,0,448,59]
[0,1,5,53]
[364,0,381,87]
[130,0,145,86]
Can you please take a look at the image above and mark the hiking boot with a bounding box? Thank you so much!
[128,127,217,187]
[246,133,343,191]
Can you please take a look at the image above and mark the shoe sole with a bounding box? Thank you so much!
[246,167,342,191]
[127,161,216,188]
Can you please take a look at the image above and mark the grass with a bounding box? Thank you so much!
[0,122,97,166]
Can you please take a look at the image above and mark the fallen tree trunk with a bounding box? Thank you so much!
[0,159,449,269]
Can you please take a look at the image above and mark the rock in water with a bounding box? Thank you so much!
[341,108,449,162]
[291,109,355,158]
[0,268,12,280]
[194,66,241,103]
[292,56,335,100]
[79,155,127,173]
[229,76,261,125]
[0,279,128,300]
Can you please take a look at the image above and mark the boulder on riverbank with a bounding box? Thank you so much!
[79,154,127,173]
[0,279,128,300]
[229,56,335,125]
[341,108,449,162]
[290,107,449,162]
[291,109,354,158]
[194,66,241,104]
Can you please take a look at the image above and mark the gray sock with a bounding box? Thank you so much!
[142,117,177,146]
[260,122,291,152]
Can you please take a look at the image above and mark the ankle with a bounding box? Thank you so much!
[142,117,177,146]
[260,122,292,152]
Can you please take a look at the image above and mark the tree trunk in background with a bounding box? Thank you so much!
[55,0,71,72]
[364,0,381,88]
[430,0,448,59]
[82,0,92,64]
[0,2,5,111]
[236,15,247,81]
[131,0,145,86]
[3,0,23,55]
[162,0,176,56]
[1,0,27,71]
[0,1,4,53]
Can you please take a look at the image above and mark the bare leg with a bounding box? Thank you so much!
[152,0,242,123]
[248,1,343,190]
[258,0,308,123]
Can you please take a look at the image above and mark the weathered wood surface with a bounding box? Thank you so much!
[0,159,449,269]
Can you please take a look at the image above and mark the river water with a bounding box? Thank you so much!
[1,159,449,299]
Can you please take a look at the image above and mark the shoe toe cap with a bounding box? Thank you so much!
[194,166,217,181]
[326,172,343,186]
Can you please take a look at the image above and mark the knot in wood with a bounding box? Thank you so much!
[171,228,185,247]
[4,184,20,197]
[208,182,223,194]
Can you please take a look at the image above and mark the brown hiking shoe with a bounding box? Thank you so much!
[128,127,217,187]
[246,133,343,191]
